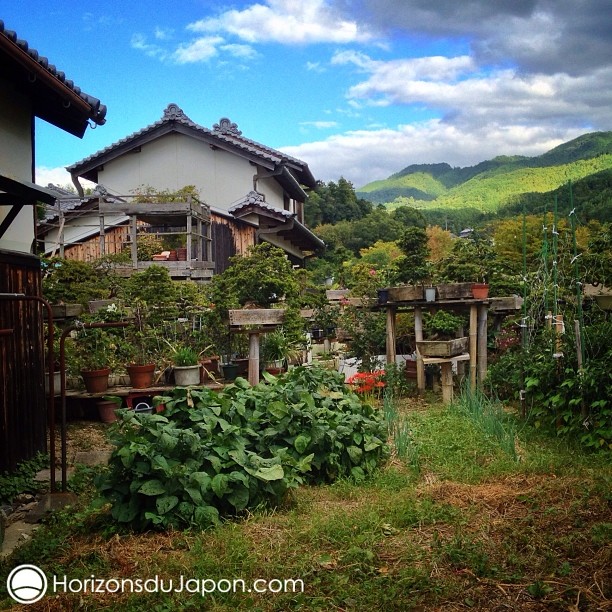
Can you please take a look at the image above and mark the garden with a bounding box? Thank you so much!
[1,222,611,609]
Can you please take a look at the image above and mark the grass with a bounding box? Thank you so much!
[1,397,610,611]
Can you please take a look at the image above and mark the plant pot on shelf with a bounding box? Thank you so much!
[127,363,156,388]
[221,362,239,381]
[471,283,490,299]
[311,328,324,340]
[425,287,436,302]
[81,367,111,393]
[96,399,118,423]
[173,364,201,386]
[377,288,389,305]
[176,247,188,261]
[200,356,220,382]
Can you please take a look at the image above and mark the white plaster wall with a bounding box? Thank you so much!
[94,133,286,210]
[0,81,35,252]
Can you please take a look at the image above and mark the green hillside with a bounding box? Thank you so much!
[356,131,612,211]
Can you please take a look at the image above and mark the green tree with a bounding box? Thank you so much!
[396,227,430,284]
[306,178,372,226]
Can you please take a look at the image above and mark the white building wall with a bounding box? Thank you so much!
[94,133,285,210]
[0,81,36,253]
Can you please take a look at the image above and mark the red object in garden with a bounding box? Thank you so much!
[346,370,386,396]
[471,283,490,299]
[81,367,111,393]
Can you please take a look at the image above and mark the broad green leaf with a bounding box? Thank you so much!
[254,464,284,481]
[194,505,220,528]
[156,495,179,515]
[347,445,363,463]
[211,473,230,497]
[294,433,311,454]
[185,486,203,504]
[138,479,167,496]
[227,485,250,510]
[268,401,289,419]
[159,431,178,452]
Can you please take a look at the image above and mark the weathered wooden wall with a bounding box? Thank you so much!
[210,214,255,275]
[0,250,47,472]
[62,224,129,260]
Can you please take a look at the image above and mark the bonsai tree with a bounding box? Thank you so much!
[214,243,299,308]
[395,227,431,285]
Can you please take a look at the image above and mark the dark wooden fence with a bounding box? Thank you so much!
[0,250,47,472]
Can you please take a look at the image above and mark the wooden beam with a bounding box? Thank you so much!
[440,362,454,405]
[414,306,425,392]
[248,332,260,386]
[477,304,488,383]
[469,304,477,390]
[130,215,138,268]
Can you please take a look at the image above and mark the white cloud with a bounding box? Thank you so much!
[131,33,168,60]
[281,121,587,186]
[186,0,373,45]
[154,26,174,41]
[220,43,259,60]
[35,166,96,191]
[173,36,224,63]
[299,121,339,128]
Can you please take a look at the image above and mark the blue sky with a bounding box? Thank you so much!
[3,0,611,188]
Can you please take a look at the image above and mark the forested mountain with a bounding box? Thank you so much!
[356,132,612,214]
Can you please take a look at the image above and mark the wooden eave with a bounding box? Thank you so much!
[0,27,105,137]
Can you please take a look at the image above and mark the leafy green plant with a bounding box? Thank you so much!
[95,367,388,530]
[172,346,199,367]
[0,453,48,505]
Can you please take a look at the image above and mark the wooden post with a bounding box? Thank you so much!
[130,214,138,269]
[196,218,203,261]
[186,197,192,266]
[440,361,454,404]
[477,304,488,383]
[415,307,425,392]
[386,306,396,367]
[469,304,477,389]
[99,195,106,256]
[248,332,260,386]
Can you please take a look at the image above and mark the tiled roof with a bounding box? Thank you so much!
[67,104,311,183]
[228,190,294,219]
[0,20,107,126]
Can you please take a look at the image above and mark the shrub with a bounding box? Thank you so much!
[95,367,388,530]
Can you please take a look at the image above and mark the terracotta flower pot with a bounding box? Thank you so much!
[97,399,118,423]
[127,363,156,388]
[81,367,111,393]
[471,283,490,299]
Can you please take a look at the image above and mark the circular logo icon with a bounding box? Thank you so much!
[6,564,48,604]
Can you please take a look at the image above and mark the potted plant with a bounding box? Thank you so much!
[169,345,200,386]
[125,300,158,388]
[74,328,114,393]
[261,329,300,375]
